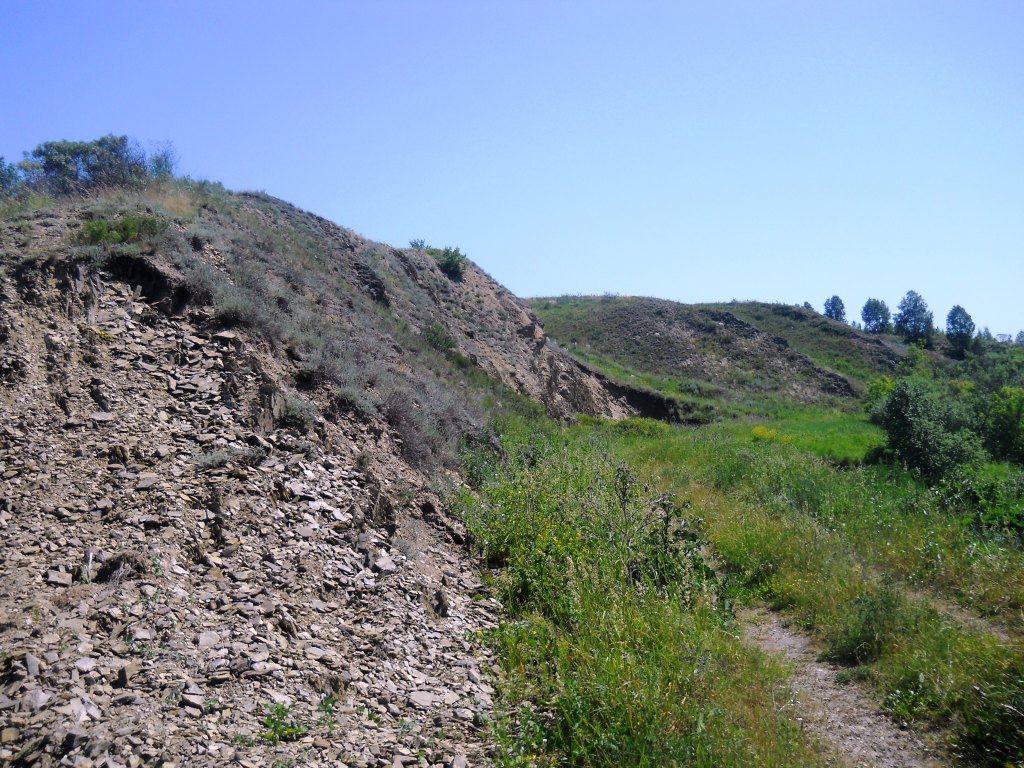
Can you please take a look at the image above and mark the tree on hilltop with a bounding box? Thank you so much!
[824,295,846,322]
[0,156,19,196]
[861,298,892,334]
[894,290,933,346]
[945,305,975,358]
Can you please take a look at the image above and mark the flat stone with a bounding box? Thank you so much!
[46,570,73,587]
[75,657,98,673]
[197,631,220,649]
[408,690,434,709]
[21,689,50,711]
[90,411,115,423]
[1,727,19,744]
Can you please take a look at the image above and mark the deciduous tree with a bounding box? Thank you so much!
[945,305,975,357]
[861,298,892,334]
[0,157,19,196]
[894,291,933,345]
[824,295,846,322]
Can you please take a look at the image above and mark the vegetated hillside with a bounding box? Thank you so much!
[697,301,902,389]
[531,295,895,412]
[5,188,643,454]
[0,178,663,767]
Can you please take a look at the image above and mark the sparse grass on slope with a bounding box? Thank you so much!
[1,178,510,470]
[698,301,900,390]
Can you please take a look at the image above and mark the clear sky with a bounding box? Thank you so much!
[3,1,1022,335]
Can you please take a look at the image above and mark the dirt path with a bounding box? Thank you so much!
[740,608,946,768]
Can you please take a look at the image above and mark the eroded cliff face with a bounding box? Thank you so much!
[0,205,515,767]
[0,184,662,767]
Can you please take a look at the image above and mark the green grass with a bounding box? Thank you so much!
[604,420,1024,764]
[456,416,825,767]
[554,342,730,422]
[716,406,884,463]
[458,409,1024,764]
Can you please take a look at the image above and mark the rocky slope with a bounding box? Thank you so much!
[0,241,499,768]
[0,188,657,768]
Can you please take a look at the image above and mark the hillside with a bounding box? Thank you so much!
[0,182,666,767]
[531,295,900,412]
[696,301,903,388]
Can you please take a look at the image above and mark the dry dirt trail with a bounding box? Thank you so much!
[740,608,947,768]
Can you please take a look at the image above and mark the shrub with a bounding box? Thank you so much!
[281,391,317,432]
[864,376,894,413]
[877,379,987,480]
[423,321,456,355]
[986,386,1024,463]
[432,246,467,281]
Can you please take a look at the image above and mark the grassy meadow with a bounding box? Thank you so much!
[456,406,1024,766]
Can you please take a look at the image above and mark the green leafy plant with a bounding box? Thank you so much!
[423,321,457,355]
[260,703,307,745]
[430,246,467,281]
[317,694,337,733]
[75,214,167,246]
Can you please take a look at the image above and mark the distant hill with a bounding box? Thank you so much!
[530,296,901,413]
[697,301,903,389]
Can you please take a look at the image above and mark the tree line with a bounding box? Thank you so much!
[817,292,1023,358]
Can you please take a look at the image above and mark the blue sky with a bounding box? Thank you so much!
[3,1,1022,334]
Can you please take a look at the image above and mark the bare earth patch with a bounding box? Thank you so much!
[740,607,946,768]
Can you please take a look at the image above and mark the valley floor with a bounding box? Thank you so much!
[456,415,1024,767]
